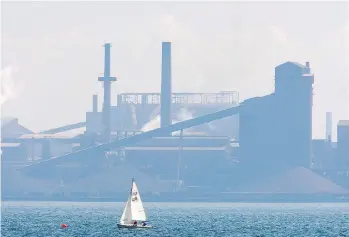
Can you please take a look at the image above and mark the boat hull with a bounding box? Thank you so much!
[117,224,152,229]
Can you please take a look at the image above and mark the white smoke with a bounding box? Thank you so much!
[0,66,21,161]
[0,66,20,105]
[0,66,23,159]
[171,108,194,135]
[149,105,161,119]
[140,107,194,134]
[140,114,161,132]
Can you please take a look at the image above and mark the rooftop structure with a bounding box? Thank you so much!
[87,92,240,137]
[1,117,33,139]
[117,91,239,106]
[338,120,349,126]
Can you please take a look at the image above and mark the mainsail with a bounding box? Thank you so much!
[119,179,147,224]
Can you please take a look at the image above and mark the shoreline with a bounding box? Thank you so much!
[3,193,349,203]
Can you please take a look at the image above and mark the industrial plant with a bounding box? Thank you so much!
[1,41,349,202]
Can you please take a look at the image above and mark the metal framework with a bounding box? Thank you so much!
[117,91,239,106]
[39,122,86,134]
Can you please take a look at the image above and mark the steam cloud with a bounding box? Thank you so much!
[140,107,194,134]
[140,114,161,132]
[0,66,19,105]
[172,108,194,135]
[0,66,20,158]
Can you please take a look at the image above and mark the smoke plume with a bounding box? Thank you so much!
[0,66,17,159]
[140,107,194,134]
[172,108,194,135]
[141,114,161,132]
[0,66,21,105]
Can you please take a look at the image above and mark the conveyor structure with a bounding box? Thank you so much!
[20,105,241,171]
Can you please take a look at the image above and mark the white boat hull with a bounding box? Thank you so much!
[117,223,152,229]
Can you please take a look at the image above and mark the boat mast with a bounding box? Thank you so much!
[130,177,135,194]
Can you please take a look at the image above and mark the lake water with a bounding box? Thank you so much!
[1,202,349,237]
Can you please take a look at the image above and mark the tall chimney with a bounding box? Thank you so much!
[98,43,117,143]
[92,95,98,112]
[326,112,332,141]
[160,42,172,128]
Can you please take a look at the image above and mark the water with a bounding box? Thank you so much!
[2,202,349,237]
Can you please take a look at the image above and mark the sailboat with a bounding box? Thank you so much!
[117,178,152,229]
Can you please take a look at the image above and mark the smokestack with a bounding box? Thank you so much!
[92,95,98,112]
[326,112,332,141]
[160,42,172,128]
[98,43,117,143]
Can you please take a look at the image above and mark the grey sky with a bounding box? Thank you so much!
[1,1,348,140]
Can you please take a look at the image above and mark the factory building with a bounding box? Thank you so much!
[1,42,240,199]
[1,117,33,139]
[82,41,240,187]
[3,40,349,200]
[337,120,349,167]
[86,92,239,138]
[1,117,33,162]
[274,61,314,168]
[311,112,334,170]
[86,41,239,139]
[239,61,314,171]
[122,136,235,186]
[311,139,333,169]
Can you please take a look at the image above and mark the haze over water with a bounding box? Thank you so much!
[2,202,349,237]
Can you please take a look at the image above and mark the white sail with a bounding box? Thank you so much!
[120,195,132,224]
[119,179,147,225]
[130,180,147,221]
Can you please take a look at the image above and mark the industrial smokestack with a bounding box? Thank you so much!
[98,43,117,143]
[160,42,172,128]
[326,112,332,141]
[92,95,98,113]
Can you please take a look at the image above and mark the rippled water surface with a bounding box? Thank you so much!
[2,202,349,237]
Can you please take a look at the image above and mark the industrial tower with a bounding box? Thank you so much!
[98,43,117,143]
[160,42,172,128]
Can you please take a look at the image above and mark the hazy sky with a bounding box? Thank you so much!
[1,1,349,140]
